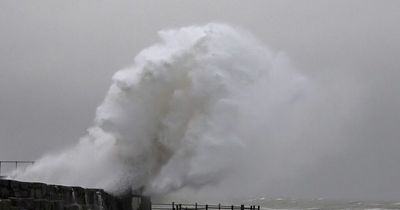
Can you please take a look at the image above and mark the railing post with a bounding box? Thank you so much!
[257,206,260,210]
[206,204,208,210]
[240,205,244,210]
[179,204,182,210]
[172,202,175,210]
[231,205,234,210]
[218,204,221,210]
[195,203,197,210]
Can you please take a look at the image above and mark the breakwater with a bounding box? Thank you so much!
[0,179,149,210]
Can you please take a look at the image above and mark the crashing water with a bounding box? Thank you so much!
[13,23,321,198]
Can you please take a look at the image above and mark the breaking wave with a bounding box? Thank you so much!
[14,23,308,196]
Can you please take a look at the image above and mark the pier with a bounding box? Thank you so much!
[153,203,260,210]
[0,161,259,210]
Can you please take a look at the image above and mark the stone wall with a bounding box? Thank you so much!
[0,179,145,210]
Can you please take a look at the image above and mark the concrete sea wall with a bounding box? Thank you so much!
[0,179,146,210]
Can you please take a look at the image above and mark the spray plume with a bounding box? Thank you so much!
[14,23,310,197]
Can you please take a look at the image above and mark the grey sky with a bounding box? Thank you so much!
[1,0,400,200]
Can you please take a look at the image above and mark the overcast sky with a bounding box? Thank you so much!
[1,0,400,200]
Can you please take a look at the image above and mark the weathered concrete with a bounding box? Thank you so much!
[0,179,150,210]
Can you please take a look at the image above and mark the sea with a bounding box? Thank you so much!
[245,198,400,210]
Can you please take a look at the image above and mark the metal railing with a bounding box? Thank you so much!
[0,160,34,177]
[153,203,260,210]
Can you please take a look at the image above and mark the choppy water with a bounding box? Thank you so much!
[244,198,400,210]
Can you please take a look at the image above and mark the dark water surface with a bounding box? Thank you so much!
[245,198,400,210]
